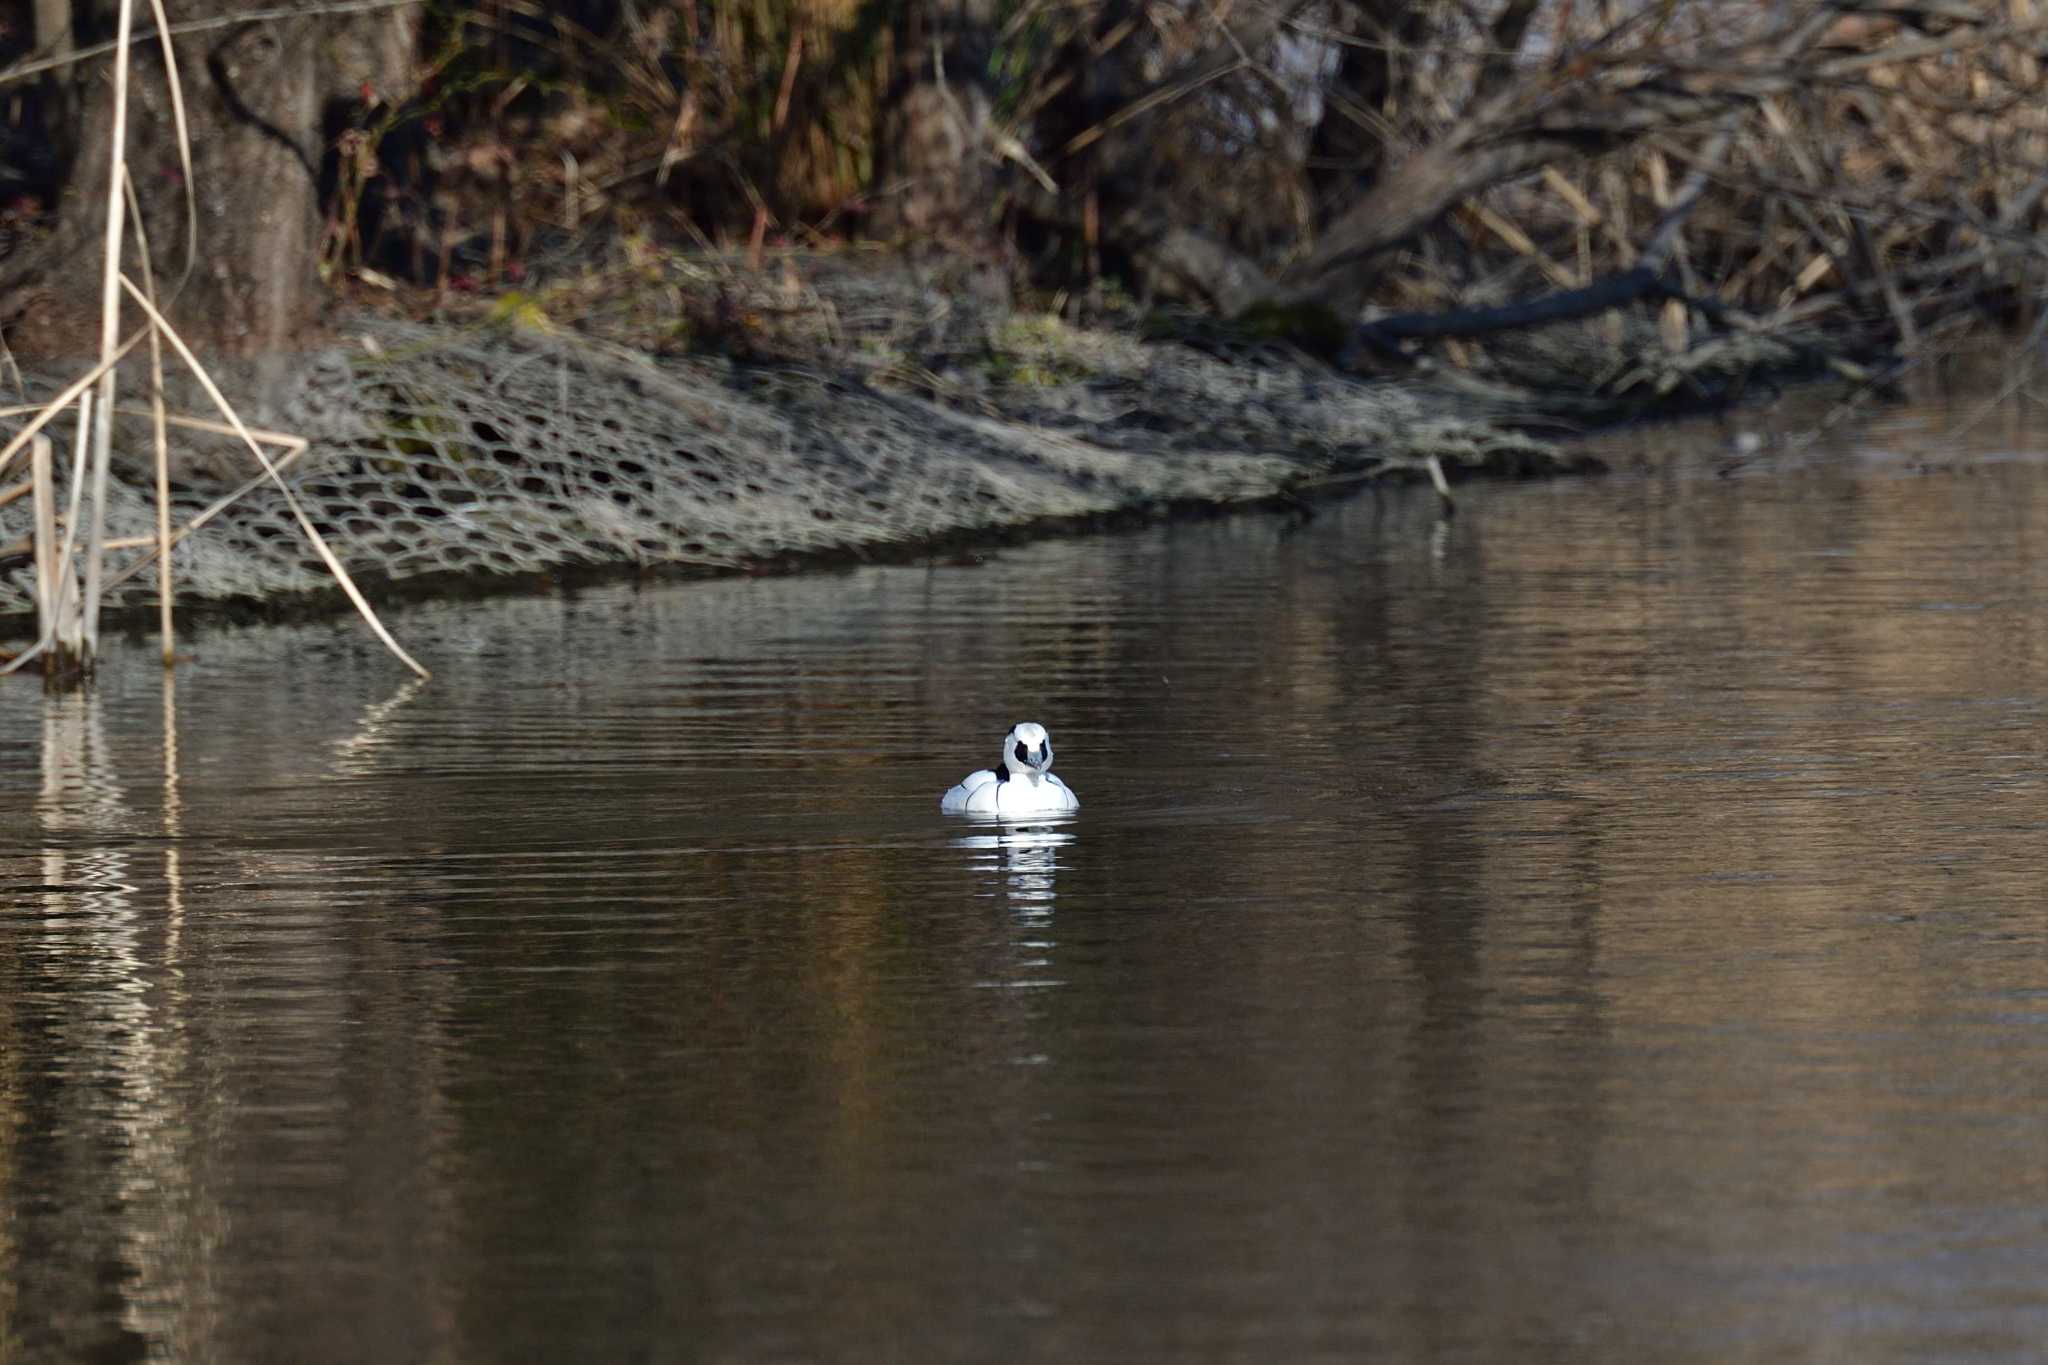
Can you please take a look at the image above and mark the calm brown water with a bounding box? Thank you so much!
[6,405,2048,1362]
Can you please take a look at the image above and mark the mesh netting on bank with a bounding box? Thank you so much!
[0,315,1544,619]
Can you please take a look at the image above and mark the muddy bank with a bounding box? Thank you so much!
[1,257,1600,635]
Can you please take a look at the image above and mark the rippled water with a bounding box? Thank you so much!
[7,402,2048,1361]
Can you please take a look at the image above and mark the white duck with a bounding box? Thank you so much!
[940,722,1080,818]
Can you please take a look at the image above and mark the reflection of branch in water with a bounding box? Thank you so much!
[329,675,428,778]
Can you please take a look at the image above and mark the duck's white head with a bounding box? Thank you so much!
[1001,722,1056,783]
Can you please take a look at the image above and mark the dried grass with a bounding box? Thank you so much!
[1,0,426,684]
[1433,4,2048,375]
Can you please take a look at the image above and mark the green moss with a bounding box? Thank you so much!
[487,293,555,332]
[984,315,1098,385]
[1224,302,1352,354]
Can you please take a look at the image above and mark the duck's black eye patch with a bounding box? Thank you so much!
[1014,741,1030,763]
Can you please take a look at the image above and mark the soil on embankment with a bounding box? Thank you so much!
[3,250,1626,637]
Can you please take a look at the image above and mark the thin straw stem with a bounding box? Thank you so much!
[118,274,431,679]
[52,389,91,664]
[0,330,147,481]
[30,434,54,643]
[80,0,134,660]
[122,162,174,663]
[143,0,197,299]
[0,404,305,448]
[150,334,172,662]
[100,433,309,594]
[0,0,426,87]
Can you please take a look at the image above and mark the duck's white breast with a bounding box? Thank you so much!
[940,770,1079,817]
[1031,775,1080,814]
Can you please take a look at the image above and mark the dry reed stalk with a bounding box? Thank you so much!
[120,162,175,663]
[117,274,430,680]
[1,403,93,677]
[143,0,199,299]
[1540,167,1603,231]
[0,331,147,481]
[0,333,23,403]
[29,434,55,643]
[98,428,309,597]
[0,405,305,447]
[80,0,136,664]
[34,390,96,674]
[150,354,177,656]
[4,0,280,675]
[654,90,699,187]
[1469,201,1576,289]
[771,27,803,135]
[0,0,146,679]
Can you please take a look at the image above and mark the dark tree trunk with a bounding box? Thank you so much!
[869,0,1002,248]
[4,3,418,395]
[1026,0,1295,301]
[30,0,77,156]
[1304,0,1429,223]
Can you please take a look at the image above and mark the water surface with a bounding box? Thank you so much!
[6,402,2048,1361]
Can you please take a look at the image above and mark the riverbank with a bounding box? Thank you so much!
[2,251,1607,639]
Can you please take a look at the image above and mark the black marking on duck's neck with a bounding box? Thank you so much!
[995,763,1011,783]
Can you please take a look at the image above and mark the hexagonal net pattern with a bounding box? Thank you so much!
[0,315,1537,621]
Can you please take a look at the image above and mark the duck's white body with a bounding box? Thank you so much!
[941,722,1079,818]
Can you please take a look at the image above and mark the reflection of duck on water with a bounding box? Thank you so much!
[940,722,1079,818]
[953,825,1072,910]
